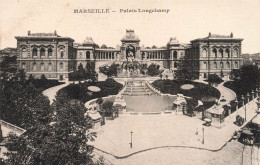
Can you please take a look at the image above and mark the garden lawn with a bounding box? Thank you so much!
[58,78,123,103]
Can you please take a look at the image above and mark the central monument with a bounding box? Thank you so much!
[120,29,141,60]
[120,29,141,77]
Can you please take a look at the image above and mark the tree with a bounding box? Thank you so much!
[102,101,114,119]
[230,69,240,80]
[207,74,223,85]
[147,64,160,76]
[40,74,47,80]
[152,45,157,49]
[175,68,193,81]
[1,80,51,129]
[101,44,107,49]
[4,97,96,165]
[17,69,26,82]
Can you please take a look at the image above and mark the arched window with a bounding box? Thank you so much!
[225,49,230,58]
[32,48,37,57]
[234,62,238,69]
[22,48,27,58]
[213,48,217,58]
[86,51,90,59]
[219,48,223,58]
[40,48,45,57]
[174,62,177,68]
[202,49,207,57]
[233,48,238,57]
[21,62,26,69]
[214,62,217,69]
[226,62,230,69]
[33,63,37,71]
[173,51,177,58]
[59,62,64,70]
[48,48,52,57]
[48,63,53,71]
[60,50,64,58]
[40,63,45,71]
[220,62,223,69]
[204,62,208,69]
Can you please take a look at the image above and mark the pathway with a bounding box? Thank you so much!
[42,82,70,104]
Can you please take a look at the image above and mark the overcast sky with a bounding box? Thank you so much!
[0,0,259,54]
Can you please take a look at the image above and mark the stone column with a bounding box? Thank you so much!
[252,90,254,100]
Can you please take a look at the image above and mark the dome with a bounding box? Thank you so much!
[167,37,179,45]
[83,36,95,45]
[121,29,140,41]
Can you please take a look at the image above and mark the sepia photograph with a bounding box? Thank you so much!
[0,0,260,164]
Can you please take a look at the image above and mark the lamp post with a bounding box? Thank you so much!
[241,95,246,122]
[130,131,133,148]
[234,98,238,111]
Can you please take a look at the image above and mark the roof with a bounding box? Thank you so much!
[0,120,26,137]
[121,29,140,42]
[191,33,243,42]
[15,31,74,41]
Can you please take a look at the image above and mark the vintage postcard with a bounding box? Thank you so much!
[0,0,260,164]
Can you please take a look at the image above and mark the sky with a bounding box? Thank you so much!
[0,0,259,54]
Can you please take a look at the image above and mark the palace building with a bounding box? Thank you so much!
[15,29,243,80]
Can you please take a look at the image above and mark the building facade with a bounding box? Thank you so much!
[15,30,243,80]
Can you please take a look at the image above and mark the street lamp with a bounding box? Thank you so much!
[241,95,246,122]
[130,131,133,148]
[234,98,238,111]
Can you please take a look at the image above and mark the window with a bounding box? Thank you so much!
[226,62,230,69]
[213,48,217,58]
[173,51,177,58]
[33,63,37,71]
[22,48,27,58]
[204,62,208,69]
[41,63,45,71]
[48,48,52,57]
[235,62,238,69]
[225,49,230,58]
[40,48,45,57]
[48,63,53,71]
[86,51,90,59]
[22,63,26,69]
[202,49,207,57]
[214,62,217,69]
[60,62,64,70]
[174,62,178,68]
[220,62,223,69]
[219,48,223,58]
[60,50,64,58]
[233,48,238,57]
[32,48,37,57]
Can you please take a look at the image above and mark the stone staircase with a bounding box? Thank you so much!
[123,80,156,96]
